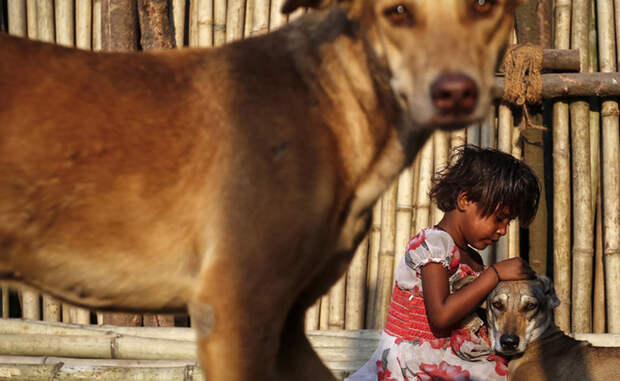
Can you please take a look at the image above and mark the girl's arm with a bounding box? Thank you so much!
[421,257,533,330]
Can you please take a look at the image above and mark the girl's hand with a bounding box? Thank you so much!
[493,257,535,281]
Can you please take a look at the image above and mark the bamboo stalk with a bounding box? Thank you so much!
[226,0,245,43]
[594,187,606,333]
[7,0,27,37]
[171,0,186,47]
[480,105,497,149]
[76,0,93,50]
[410,153,422,237]
[492,72,620,98]
[466,123,481,146]
[497,101,513,260]
[42,296,60,322]
[394,167,414,274]
[250,0,269,36]
[102,0,138,51]
[328,273,346,330]
[413,138,433,234]
[365,200,382,328]
[571,0,594,334]
[1,288,8,318]
[214,0,227,47]
[0,356,199,368]
[55,0,74,47]
[93,0,102,51]
[26,0,37,39]
[21,291,39,320]
[599,0,620,335]
[244,0,254,38]
[304,298,320,331]
[319,294,329,330]
[36,0,55,43]
[188,0,198,46]
[270,0,287,30]
[450,127,467,149]
[552,0,572,333]
[431,131,449,225]
[196,0,213,47]
[508,125,522,260]
[374,181,398,329]
[345,237,368,330]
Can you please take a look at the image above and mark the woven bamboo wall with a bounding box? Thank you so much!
[0,0,618,335]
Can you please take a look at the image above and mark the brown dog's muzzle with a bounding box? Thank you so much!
[430,73,479,117]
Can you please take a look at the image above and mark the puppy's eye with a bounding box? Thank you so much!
[383,4,414,27]
[524,302,538,311]
[492,301,504,310]
[471,0,497,16]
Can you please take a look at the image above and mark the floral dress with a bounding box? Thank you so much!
[346,227,508,381]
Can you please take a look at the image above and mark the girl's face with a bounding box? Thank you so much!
[461,201,511,250]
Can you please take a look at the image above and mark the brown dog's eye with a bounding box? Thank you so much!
[471,0,496,16]
[492,301,504,310]
[524,302,538,311]
[383,4,415,27]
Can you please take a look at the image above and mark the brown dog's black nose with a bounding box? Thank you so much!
[430,74,478,116]
[500,334,520,350]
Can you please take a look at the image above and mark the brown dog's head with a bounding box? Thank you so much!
[485,275,561,356]
[281,0,521,130]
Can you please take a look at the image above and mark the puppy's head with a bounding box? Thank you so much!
[485,275,561,356]
[281,0,522,130]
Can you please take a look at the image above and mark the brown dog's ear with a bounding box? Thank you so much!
[281,0,331,14]
[536,275,561,309]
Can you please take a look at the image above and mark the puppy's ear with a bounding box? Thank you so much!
[537,275,561,309]
[281,0,333,14]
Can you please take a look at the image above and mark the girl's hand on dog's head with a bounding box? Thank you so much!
[494,258,535,281]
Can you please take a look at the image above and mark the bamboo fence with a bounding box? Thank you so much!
[0,0,619,343]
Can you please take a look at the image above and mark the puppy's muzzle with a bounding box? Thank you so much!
[430,73,479,117]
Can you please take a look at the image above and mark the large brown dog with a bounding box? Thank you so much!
[486,277,620,381]
[0,0,519,379]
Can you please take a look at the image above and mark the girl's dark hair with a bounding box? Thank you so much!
[429,145,540,227]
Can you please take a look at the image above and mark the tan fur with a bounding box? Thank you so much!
[487,277,620,381]
[0,0,519,379]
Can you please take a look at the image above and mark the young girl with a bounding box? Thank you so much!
[347,145,540,381]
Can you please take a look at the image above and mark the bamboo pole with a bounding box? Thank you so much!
[328,275,346,330]
[76,0,93,50]
[7,0,27,36]
[305,298,320,331]
[1,288,8,318]
[345,237,368,330]
[394,167,414,274]
[319,294,329,330]
[42,297,60,322]
[270,0,288,30]
[431,131,449,226]
[480,106,497,149]
[26,0,37,39]
[374,181,398,329]
[413,138,434,234]
[102,0,138,51]
[467,123,481,146]
[599,0,620,335]
[171,0,186,48]
[137,0,175,49]
[20,292,39,320]
[188,0,198,46]
[213,0,226,46]
[365,200,382,328]
[594,188,606,333]
[226,0,245,43]
[93,0,102,51]
[508,123,522,260]
[450,127,467,149]
[244,0,254,38]
[0,356,199,368]
[55,0,74,47]
[250,0,269,36]
[570,0,594,334]
[196,0,214,47]
[552,0,572,333]
[497,101,513,260]
[36,0,55,43]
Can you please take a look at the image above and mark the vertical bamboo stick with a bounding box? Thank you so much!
[26,0,37,39]
[196,0,214,47]
[466,124,481,146]
[250,0,269,36]
[328,274,346,330]
[508,125,522,260]
[244,0,254,37]
[374,181,398,329]
[7,0,27,36]
[413,139,434,234]
[36,0,55,43]
[2,287,9,318]
[318,294,329,330]
[598,0,620,334]
[270,0,287,30]
[497,102,513,260]
[21,291,40,320]
[43,297,61,322]
[93,0,102,51]
[571,0,594,334]
[346,237,369,329]
[431,131,449,226]
[410,154,422,237]
[188,0,198,46]
[480,106,497,149]
[552,0,572,332]
[394,167,414,273]
[450,128,467,149]
[305,298,320,331]
[55,0,74,47]
[226,0,245,43]
[213,0,226,46]
[171,0,186,47]
[76,0,93,50]
[365,200,382,328]
[594,188,606,333]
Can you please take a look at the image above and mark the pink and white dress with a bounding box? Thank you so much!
[346,227,508,381]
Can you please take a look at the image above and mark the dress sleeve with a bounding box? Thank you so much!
[403,228,455,272]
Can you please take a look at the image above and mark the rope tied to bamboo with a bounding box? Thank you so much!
[502,44,545,130]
